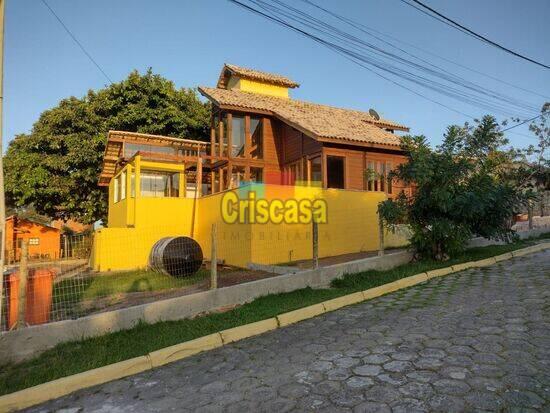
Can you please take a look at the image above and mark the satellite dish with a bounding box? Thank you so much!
[369,108,380,120]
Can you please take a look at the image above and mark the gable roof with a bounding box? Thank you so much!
[217,63,300,89]
[199,86,409,148]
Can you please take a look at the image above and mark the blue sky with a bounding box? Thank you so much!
[5,0,550,149]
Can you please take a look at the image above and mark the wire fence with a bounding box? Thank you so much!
[0,203,410,332]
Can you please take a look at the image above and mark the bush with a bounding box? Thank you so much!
[379,116,531,260]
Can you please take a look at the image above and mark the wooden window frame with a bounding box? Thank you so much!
[325,155,346,190]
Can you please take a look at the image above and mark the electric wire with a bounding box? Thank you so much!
[41,0,113,84]
[399,0,550,70]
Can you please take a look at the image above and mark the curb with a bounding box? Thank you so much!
[1,242,548,412]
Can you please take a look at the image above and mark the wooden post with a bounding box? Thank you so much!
[219,167,225,191]
[244,115,251,158]
[210,224,217,290]
[228,162,233,189]
[226,113,233,158]
[196,157,203,198]
[218,115,224,157]
[312,220,319,269]
[16,239,28,329]
[378,215,385,257]
[210,116,216,157]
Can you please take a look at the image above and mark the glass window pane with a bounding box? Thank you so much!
[231,167,245,188]
[171,173,180,197]
[114,177,119,202]
[250,118,263,159]
[366,161,375,191]
[327,156,345,189]
[231,116,245,157]
[120,171,126,200]
[380,162,386,192]
[250,167,263,183]
[124,143,176,158]
[310,156,322,184]
[140,170,179,197]
[386,162,392,194]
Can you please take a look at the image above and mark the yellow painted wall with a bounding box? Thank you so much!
[93,184,409,271]
[227,75,289,98]
[107,173,127,227]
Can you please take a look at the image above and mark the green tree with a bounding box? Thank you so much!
[4,69,211,224]
[378,115,532,261]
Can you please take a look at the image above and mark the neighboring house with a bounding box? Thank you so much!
[5,215,61,263]
[51,219,92,234]
[93,64,411,270]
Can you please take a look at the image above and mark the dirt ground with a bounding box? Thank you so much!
[80,266,277,315]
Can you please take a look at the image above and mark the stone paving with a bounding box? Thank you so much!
[27,250,550,412]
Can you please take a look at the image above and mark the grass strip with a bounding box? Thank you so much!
[0,237,545,396]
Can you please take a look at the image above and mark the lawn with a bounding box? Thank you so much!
[0,236,545,396]
[52,268,209,316]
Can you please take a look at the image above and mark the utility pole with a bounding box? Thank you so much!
[0,0,6,324]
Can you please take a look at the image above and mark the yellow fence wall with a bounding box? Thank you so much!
[91,185,409,271]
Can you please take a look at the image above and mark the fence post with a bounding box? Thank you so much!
[378,215,385,257]
[16,239,28,329]
[312,220,319,269]
[210,224,217,289]
[528,201,534,230]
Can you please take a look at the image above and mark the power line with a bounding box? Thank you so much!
[234,0,540,119]
[229,0,476,118]
[399,0,550,70]
[300,0,550,100]
[502,114,544,132]
[229,0,545,147]
[40,0,113,84]
[268,0,539,116]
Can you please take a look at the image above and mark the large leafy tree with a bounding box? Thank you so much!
[5,69,211,224]
[379,115,533,260]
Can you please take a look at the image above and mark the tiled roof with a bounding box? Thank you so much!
[199,86,409,147]
[217,63,300,89]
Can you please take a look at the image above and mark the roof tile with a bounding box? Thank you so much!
[199,86,408,147]
[218,63,300,88]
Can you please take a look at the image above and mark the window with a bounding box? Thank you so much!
[231,166,245,188]
[140,170,180,197]
[366,160,393,194]
[380,162,386,192]
[327,156,345,189]
[29,238,40,246]
[113,172,127,202]
[124,143,176,158]
[213,114,220,156]
[120,171,127,200]
[131,173,135,197]
[366,161,375,191]
[386,161,393,194]
[250,118,263,159]
[309,156,322,185]
[283,162,299,186]
[114,176,119,202]
[250,167,263,183]
[231,116,245,157]
[222,116,229,157]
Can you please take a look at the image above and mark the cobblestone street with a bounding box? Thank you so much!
[28,250,550,412]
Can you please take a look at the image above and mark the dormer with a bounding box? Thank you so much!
[216,63,300,98]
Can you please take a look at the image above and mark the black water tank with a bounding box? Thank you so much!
[149,237,203,277]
